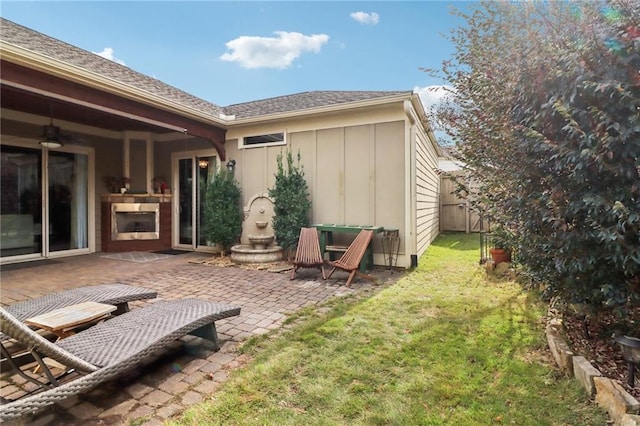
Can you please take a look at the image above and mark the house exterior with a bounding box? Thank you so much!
[0,18,442,268]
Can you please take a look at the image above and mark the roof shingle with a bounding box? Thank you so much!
[223,90,411,119]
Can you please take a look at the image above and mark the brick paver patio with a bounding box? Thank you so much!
[0,252,402,425]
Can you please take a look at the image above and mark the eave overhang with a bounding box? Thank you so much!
[0,42,227,159]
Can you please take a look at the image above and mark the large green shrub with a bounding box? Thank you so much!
[202,168,243,256]
[268,150,311,258]
[431,0,639,318]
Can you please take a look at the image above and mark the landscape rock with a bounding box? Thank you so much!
[594,377,640,425]
[572,355,602,396]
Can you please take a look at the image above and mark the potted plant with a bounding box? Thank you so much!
[119,177,130,193]
[489,226,513,264]
[152,177,167,194]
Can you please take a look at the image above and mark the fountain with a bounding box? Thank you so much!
[230,193,283,264]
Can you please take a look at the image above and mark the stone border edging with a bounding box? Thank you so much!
[545,316,640,425]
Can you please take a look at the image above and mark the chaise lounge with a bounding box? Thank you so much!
[0,298,241,419]
[3,283,158,321]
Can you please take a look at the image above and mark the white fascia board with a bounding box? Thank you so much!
[409,94,443,157]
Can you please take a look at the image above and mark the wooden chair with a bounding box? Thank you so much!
[291,227,326,280]
[326,229,376,286]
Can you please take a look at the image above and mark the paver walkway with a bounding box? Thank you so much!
[0,252,403,425]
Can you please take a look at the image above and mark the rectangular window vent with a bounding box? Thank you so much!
[241,133,285,148]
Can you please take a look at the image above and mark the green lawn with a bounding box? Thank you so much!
[168,233,606,426]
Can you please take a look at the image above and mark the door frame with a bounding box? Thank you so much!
[171,149,219,252]
[0,137,95,264]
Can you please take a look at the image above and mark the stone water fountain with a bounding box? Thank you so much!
[230,192,283,264]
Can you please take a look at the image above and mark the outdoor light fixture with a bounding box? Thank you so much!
[198,159,209,169]
[40,119,63,148]
[226,159,236,174]
[613,335,640,387]
[39,140,63,149]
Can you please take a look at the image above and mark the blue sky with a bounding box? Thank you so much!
[1,1,469,109]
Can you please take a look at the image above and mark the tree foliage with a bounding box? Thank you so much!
[268,150,312,258]
[202,169,243,256]
[431,0,640,317]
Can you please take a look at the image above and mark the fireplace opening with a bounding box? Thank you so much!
[112,203,160,240]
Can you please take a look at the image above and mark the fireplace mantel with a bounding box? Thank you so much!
[101,193,172,203]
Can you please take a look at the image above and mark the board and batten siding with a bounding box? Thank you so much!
[225,119,411,267]
[414,122,440,259]
[223,99,440,268]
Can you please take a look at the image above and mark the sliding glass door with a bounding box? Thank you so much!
[0,144,91,260]
[174,152,217,251]
[47,151,89,252]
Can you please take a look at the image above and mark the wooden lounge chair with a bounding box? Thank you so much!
[0,298,241,419]
[291,227,326,280]
[326,229,376,286]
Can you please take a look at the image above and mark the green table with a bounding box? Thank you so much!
[312,224,384,273]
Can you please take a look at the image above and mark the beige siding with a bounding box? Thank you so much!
[242,145,268,199]
[315,128,345,223]
[373,121,405,254]
[289,131,317,203]
[219,101,440,268]
[227,116,412,266]
[415,125,440,258]
[345,125,373,224]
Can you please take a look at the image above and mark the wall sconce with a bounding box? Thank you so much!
[226,159,236,174]
[198,159,209,169]
[613,335,640,387]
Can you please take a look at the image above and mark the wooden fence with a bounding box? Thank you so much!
[439,172,487,233]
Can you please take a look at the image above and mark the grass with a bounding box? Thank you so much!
[168,233,606,426]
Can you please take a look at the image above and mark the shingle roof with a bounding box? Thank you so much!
[1,18,412,121]
[0,18,224,118]
[223,90,411,119]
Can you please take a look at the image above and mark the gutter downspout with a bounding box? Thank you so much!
[404,100,418,268]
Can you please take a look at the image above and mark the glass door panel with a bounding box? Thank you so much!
[178,158,194,245]
[176,154,217,249]
[48,152,89,252]
[197,156,216,247]
[1,145,90,260]
[0,146,42,257]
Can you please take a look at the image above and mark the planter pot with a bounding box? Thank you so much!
[490,248,511,264]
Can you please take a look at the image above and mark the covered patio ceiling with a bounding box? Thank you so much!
[0,61,227,159]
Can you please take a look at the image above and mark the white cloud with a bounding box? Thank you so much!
[350,11,380,25]
[220,31,329,69]
[414,85,455,110]
[93,47,126,66]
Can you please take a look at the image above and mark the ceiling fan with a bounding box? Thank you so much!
[40,118,64,148]
[39,108,85,148]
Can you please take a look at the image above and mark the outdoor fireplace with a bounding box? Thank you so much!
[111,203,160,240]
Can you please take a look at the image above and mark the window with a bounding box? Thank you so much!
[241,132,286,148]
